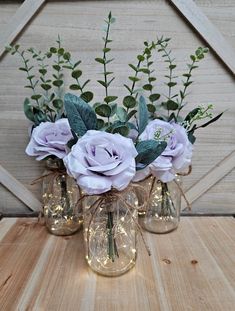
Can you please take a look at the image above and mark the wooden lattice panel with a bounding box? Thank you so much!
[0,0,234,215]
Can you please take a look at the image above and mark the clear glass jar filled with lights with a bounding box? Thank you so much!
[82,185,138,277]
[43,158,83,236]
[138,175,182,234]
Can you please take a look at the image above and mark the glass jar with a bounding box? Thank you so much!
[138,175,181,234]
[43,158,83,236]
[82,185,138,276]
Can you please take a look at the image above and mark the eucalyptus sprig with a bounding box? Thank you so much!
[176,46,209,117]
[6,36,90,125]
[94,11,117,127]
[157,37,178,117]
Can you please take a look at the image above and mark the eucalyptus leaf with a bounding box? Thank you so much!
[112,125,129,137]
[149,93,160,102]
[23,98,35,122]
[116,107,127,122]
[135,140,167,168]
[64,93,97,136]
[138,96,148,135]
[126,110,137,121]
[81,91,93,103]
[123,95,136,109]
[95,104,112,117]
[96,118,105,130]
[104,96,118,104]
[72,70,82,79]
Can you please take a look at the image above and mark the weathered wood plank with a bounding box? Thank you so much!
[0,217,234,310]
[170,0,235,75]
[0,0,46,58]
[0,165,42,212]
[182,151,235,210]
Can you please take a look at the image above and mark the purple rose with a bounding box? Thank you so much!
[63,130,138,195]
[134,119,193,182]
[26,119,73,160]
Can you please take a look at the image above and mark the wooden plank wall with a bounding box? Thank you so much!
[0,0,234,215]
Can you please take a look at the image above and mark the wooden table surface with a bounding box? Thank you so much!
[0,217,234,311]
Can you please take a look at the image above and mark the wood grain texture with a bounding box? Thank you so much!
[182,151,235,210]
[0,0,46,58]
[0,0,234,214]
[0,217,234,310]
[170,0,235,75]
[0,164,42,212]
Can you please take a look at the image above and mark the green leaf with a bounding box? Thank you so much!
[23,98,35,122]
[124,84,132,93]
[53,80,63,87]
[166,100,178,110]
[167,82,177,87]
[184,81,193,87]
[190,55,196,61]
[123,95,136,108]
[81,79,90,89]
[107,77,115,86]
[129,64,138,72]
[80,91,93,103]
[52,99,63,109]
[139,68,150,74]
[72,70,82,79]
[110,103,117,117]
[58,48,64,55]
[169,64,176,70]
[188,131,196,144]
[185,108,200,122]
[50,47,57,53]
[39,69,47,75]
[129,76,140,82]
[41,83,51,91]
[69,84,80,90]
[96,118,105,130]
[136,140,167,168]
[53,65,61,71]
[95,104,112,117]
[147,104,156,113]
[31,94,42,100]
[19,67,27,72]
[95,58,105,64]
[116,107,127,122]
[143,84,153,91]
[138,96,148,135]
[63,52,71,60]
[64,93,97,136]
[103,48,111,53]
[137,55,145,62]
[112,125,129,137]
[97,80,107,88]
[196,112,224,129]
[104,96,118,104]
[149,93,160,102]
[148,77,156,82]
[127,110,137,121]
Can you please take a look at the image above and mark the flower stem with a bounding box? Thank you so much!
[107,210,119,262]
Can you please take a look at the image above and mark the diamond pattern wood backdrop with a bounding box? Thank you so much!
[0,0,234,215]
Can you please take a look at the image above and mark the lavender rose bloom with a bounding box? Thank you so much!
[63,130,138,195]
[26,119,73,160]
[134,119,193,183]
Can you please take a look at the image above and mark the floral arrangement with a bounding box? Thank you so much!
[7,12,223,275]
